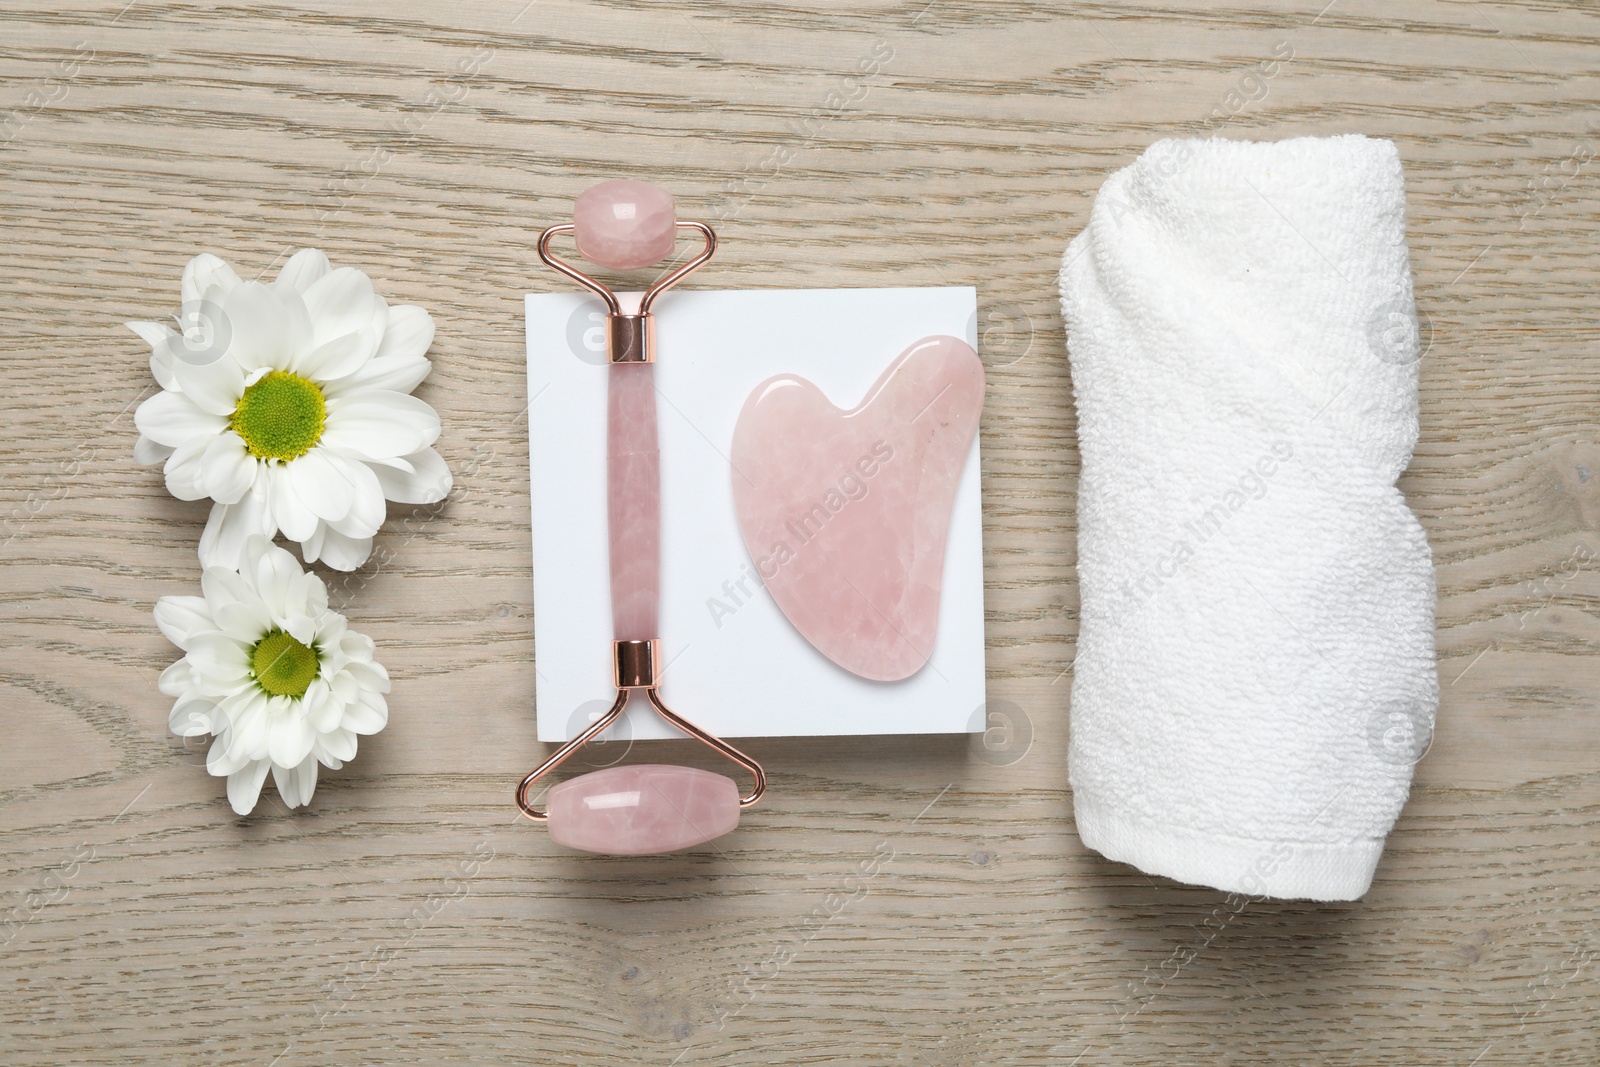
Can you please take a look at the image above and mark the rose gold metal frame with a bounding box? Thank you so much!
[514,684,767,821]
[535,221,717,364]
[517,216,766,823]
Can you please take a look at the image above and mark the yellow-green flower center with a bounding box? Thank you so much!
[251,629,320,699]
[231,370,326,461]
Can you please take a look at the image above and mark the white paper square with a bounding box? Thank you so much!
[525,286,986,741]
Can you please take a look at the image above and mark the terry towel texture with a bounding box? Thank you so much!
[1058,135,1438,901]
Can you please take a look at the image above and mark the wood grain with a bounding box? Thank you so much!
[3,0,1599,1063]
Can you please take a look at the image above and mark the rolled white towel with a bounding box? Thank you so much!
[1058,135,1437,902]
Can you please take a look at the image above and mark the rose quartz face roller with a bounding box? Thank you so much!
[516,180,766,854]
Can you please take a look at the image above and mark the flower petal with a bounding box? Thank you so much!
[346,659,390,694]
[317,453,385,538]
[364,454,414,474]
[364,295,389,352]
[154,595,214,648]
[277,569,312,624]
[150,349,181,392]
[241,535,303,623]
[303,267,378,349]
[186,632,252,681]
[322,353,432,398]
[342,690,387,735]
[338,627,375,665]
[228,690,272,760]
[208,733,252,777]
[308,527,372,572]
[283,448,355,523]
[318,727,357,763]
[198,484,275,570]
[297,756,321,804]
[298,524,326,566]
[303,678,339,733]
[322,391,440,459]
[225,759,271,815]
[266,463,319,542]
[169,348,246,416]
[200,431,258,505]
[169,697,221,737]
[252,546,319,646]
[275,248,330,294]
[214,598,272,642]
[134,435,174,466]
[128,320,176,349]
[181,253,242,307]
[158,659,193,696]
[314,609,348,651]
[294,331,374,383]
[282,613,316,648]
[224,281,307,374]
[322,304,433,398]
[163,435,214,501]
[371,446,452,505]
[136,389,228,448]
[301,569,329,617]
[375,304,435,363]
[200,677,256,704]
[200,564,256,613]
[272,755,319,809]
[267,707,315,769]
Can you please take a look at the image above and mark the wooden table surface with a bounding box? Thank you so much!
[4,1,1598,1064]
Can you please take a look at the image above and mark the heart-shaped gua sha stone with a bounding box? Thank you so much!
[731,335,984,681]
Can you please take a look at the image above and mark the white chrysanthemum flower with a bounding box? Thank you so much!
[157,536,390,815]
[130,249,450,571]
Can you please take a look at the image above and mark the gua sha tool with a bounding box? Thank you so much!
[731,335,984,682]
[517,180,765,854]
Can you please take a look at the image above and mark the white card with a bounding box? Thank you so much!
[525,286,986,741]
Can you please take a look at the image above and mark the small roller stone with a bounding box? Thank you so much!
[573,180,677,270]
